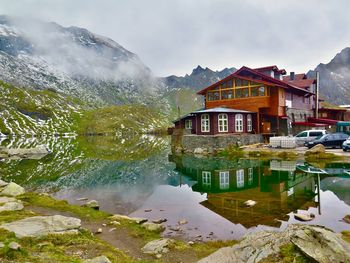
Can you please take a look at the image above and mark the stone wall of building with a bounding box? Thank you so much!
[287,108,314,122]
[176,133,263,153]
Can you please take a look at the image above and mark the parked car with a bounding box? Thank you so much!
[342,138,350,152]
[294,130,327,146]
[305,133,349,149]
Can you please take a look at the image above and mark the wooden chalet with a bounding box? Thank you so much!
[175,65,318,136]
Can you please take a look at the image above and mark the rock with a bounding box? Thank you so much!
[0,215,81,238]
[8,241,21,250]
[142,222,165,232]
[152,218,167,224]
[294,213,315,221]
[144,209,152,212]
[102,223,106,227]
[109,228,116,232]
[0,201,24,212]
[96,228,103,234]
[343,215,350,224]
[0,182,25,197]
[109,220,121,226]
[198,224,350,263]
[0,180,8,188]
[76,197,89,201]
[83,255,111,263]
[188,241,195,245]
[194,148,205,155]
[174,146,183,154]
[170,226,180,231]
[110,214,147,224]
[7,146,50,159]
[141,238,174,255]
[178,219,188,225]
[306,144,325,155]
[83,200,99,210]
[0,242,4,248]
[243,200,257,207]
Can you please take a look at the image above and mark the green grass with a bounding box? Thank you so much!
[18,193,110,221]
[342,231,350,243]
[219,144,245,158]
[0,228,134,263]
[0,210,37,224]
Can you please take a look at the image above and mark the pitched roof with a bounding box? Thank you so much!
[197,66,315,95]
[283,74,315,89]
[193,107,253,113]
[254,65,286,74]
[283,73,306,81]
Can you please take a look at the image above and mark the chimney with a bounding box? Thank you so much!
[290,72,295,80]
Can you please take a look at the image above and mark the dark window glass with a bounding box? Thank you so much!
[221,90,234,99]
[207,92,219,101]
[236,88,249,98]
[242,80,249,86]
[227,79,233,88]
[309,131,323,137]
[236,79,242,87]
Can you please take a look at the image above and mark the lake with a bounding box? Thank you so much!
[1,135,350,241]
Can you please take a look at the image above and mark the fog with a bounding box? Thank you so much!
[2,0,350,76]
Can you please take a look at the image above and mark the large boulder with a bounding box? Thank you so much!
[0,215,81,238]
[141,222,165,232]
[141,238,174,255]
[110,214,148,224]
[198,224,350,263]
[0,182,25,197]
[7,146,50,159]
[306,144,325,155]
[0,201,23,213]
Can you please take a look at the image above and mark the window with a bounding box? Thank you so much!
[242,80,249,86]
[235,88,249,98]
[236,169,244,188]
[309,131,323,137]
[247,114,252,132]
[219,171,229,189]
[218,114,228,132]
[236,79,242,87]
[201,114,210,132]
[296,131,307,137]
[202,171,211,187]
[207,91,220,101]
[221,90,233,99]
[248,168,253,186]
[235,114,243,132]
[185,119,192,130]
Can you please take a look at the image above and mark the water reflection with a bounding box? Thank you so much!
[1,136,350,240]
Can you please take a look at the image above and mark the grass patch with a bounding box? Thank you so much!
[171,240,237,260]
[18,193,110,221]
[0,228,134,263]
[342,231,350,243]
[248,149,273,157]
[0,210,37,224]
[276,151,299,160]
[305,152,340,162]
[259,244,312,263]
[219,144,244,159]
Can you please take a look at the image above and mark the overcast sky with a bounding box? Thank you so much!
[1,0,350,76]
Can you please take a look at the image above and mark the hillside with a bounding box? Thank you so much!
[0,15,158,105]
[0,81,84,136]
[309,47,350,104]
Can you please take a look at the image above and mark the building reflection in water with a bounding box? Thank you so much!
[169,155,321,228]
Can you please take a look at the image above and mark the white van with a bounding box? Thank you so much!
[294,130,327,146]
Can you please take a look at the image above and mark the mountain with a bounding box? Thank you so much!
[309,47,350,104]
[160,65,236,91]
[0,15,157,105]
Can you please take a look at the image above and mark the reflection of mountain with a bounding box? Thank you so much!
[320,177,350,206]
[171,155,319,228]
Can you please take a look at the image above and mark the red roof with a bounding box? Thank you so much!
[283,74,315,89]
[197,66,315,95]
[308,117,339,125]
[292,122,327,127]
[254,65,286,74]
[283,73,306,81]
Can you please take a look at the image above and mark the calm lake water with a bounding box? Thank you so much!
[1,135,350,240]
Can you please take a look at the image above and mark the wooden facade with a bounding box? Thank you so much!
[174,65,319,136]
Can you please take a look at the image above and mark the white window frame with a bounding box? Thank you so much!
[201,114,210,132]
[219,171,229,189]
[235,114,243,132]
[247,114,252,132]
[218,113,228,132]
[185,119,192,130]
[202,171,211,187]
[236,169,244,188]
